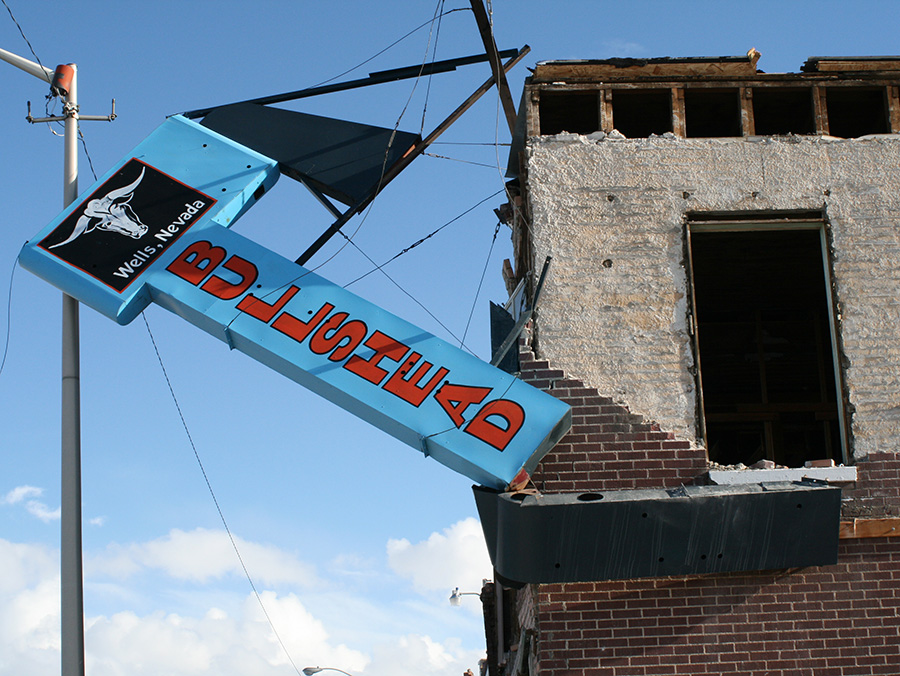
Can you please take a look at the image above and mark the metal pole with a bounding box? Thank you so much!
[1,48,114,676]
[1,49,114,676]
[60,65,85,676]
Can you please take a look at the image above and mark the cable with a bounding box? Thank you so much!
[419,0,446,134]
[0,0,51,84]
[343,189,503,289]
[301,0,451,275]
[423,151,497,168]
[302,6,469,93]
[432,141,511,146]
[141,313,303,676]
[459,222,500,348]
[78,128,99,182]
[0,259,17,380]
[337,231,477,354]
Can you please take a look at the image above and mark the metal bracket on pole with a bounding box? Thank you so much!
[27,98,117,124]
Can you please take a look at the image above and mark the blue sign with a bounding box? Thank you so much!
[19,115,571,490]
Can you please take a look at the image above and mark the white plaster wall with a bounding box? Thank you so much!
[524,132,900,456]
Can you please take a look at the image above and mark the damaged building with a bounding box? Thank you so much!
[477,53,900,675]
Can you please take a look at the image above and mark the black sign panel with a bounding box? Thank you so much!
[39,158,216,292]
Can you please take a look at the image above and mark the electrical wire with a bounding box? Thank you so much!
[0,259,17,380]
[423,151,497,168]
[302,6,469,93]
[0,1,101,181]
[336,230,477,354]
[141,313,304,676]
[343,189,503,289]
[459,221,501,348]
[78,128,99,181]
[419,0,446,134]
[300,0,450,276]
[0,0,51,84]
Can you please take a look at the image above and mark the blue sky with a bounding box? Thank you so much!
[1,1,899,675]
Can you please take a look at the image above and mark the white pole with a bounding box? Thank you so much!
[0,47,85,676]
[0,45,52,81]
[60,65,85,676]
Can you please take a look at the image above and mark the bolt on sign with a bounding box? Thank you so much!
[19,115,571,490]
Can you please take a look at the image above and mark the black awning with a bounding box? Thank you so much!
[475,480,842,586]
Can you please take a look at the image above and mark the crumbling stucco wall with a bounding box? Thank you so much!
[524,132,900,457]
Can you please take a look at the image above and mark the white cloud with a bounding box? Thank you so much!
[0,538,58,594]
[3,485,43,504]
[25,502,61,522]
[81,593,370,676]
[386,518,492,597]
[0,540,60,675]
[2,485,60,522]
[365,634,483,676]
[0,522,490,676]
[88,528,319,587]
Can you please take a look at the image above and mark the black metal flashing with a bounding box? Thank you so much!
[200,103,420,207]
[183,49,519,120]
[474,481,842,586]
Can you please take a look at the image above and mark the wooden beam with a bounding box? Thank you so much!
[813,86,829,135]
[672,88,686,137]
[888,86,900,134]
[532,58,758,83]
[600,89,613,133]
[740,87,755,136]
[469,0,518,136]
[839,518,900,539]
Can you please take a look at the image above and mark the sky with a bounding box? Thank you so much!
[1,1,899,675]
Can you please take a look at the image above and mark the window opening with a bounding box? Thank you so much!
[752,87,816,135]
[611,89,672,137]
[687,223,847,467]
[684,88,741,137]
[538,91,599,135]
[825,87,889,137]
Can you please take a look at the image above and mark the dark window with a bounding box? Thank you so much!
[752,88,816,135]
[684,88,742,137]
[612,89,672,137]
[538,91,599,135]
[826,87,889,137]
[688,225,845,467]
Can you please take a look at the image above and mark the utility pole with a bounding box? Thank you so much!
[0,47,114,676]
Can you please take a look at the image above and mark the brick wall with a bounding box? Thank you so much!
[523,538,900,676]
[519,347,707,493]
[513,344,900,675]
[843,453,900,518]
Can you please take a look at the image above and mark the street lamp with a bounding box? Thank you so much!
[449,586,482,607]
[302,668,355,676]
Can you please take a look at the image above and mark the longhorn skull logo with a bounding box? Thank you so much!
[50,167,149,248]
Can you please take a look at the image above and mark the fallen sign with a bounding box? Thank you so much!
[19,114,571,490]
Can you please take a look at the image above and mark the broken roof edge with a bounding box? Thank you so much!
[531,54,900,82]
[802,55,900,72]
[531,55,758,81]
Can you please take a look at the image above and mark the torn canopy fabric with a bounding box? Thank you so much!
[200,102,421,208]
